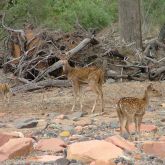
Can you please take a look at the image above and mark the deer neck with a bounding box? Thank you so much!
[143,90,149,105]
[63,62,73,75]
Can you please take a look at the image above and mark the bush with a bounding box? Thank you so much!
[0,0,117,31]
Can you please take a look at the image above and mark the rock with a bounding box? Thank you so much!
[90,160,115,165]
[105,135,136,152]
[160,103,165,107]
[59,131,71,137]
[27,155,62,163]
[106,78,115,84]
[74,118,92,127]
[69,135,84,141]
[75,126,83,132]
[14,118,38,129]
[0,132,24,147]
[69,160,84,165]
[55,158,70,165]
[67,140,123,164]
[67,112,86,121]
[0,113,6,117]
[109,121,119,129]
[62,125,75,134]
[161,118,165,122]
[115,156,133,165]
[0,123,6,128]
[133,153,142,160]
[47,112,60,118]
[0,133,14,147]
[56,114,67,119]
[142,141,165,158]
[117,124,157,133]
[0,138,33,162]
[35,138,66,152]
[159,136,165,141]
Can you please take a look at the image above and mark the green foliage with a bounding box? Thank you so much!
[142,0,165,27]
[0,0,165,33]
[0,0,117,31]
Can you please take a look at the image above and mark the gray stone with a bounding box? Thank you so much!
[15,118,38,129]
[67,112,86,121]
[55,158,70,165]
[109,121,119,129]
[62,125,75,134]
[106,78,115,84]
[0,123,6,128]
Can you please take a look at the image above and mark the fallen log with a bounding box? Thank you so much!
[12,79,71,93]
[33,36,99,82]
[149,66,165,80]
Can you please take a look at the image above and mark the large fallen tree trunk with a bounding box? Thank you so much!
[149,66,165,80]
[12,79,71,93]
[33,36,98,82]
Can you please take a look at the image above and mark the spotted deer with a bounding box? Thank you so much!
[60,59,104,113]
[117,84,161,140]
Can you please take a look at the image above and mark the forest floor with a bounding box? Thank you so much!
[0,75,165,164]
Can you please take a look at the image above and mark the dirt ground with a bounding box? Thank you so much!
[0,80,164,131]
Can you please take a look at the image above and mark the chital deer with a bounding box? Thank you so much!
[60,59,104,113]
[117,84,161,140]
[0,83,11,105]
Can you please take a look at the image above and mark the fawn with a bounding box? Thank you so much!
[0,83,11,105]
[60,59,104,113]
[117,84,161,140]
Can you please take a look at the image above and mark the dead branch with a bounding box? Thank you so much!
[149,66,165,80]
[0,13,25,39]
[11,79,71,93]
[66,35,99,58]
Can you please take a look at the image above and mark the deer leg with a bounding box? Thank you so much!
[137,116,143,140]
[71,81,80,111]
[120,116,127,138]
[6,92,10,105]
[79,88,83,111]
[89,81,100,113]
[117,108,122,134]
[125,120,132,140]
[97,85,104,113]
[134,116,139,140]
[3,92,7,107]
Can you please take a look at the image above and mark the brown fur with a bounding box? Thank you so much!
[117,84,161,140]
[0,83,10,104]
[61,60,104,113]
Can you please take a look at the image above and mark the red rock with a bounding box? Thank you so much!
[90,160,115,165]
[0,132,24,147]
[0,138,33,162]
[117,124,157,133]
[142,141,165,158]
[74,118,92,126]
[67,140,123,164]
[35,138,66,152]
[130,124,157,132]
[133,153,142,160]
[75,126,83,132]
[1,131,24,138]
[27,155,62,163]
[56,114,66,119]
[0,113,6,117]
[0,134,13,147]
[105,135,136,152]
[159,136,165,141]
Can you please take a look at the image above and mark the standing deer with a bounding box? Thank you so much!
[60,59,104,113]
[117,84,161,140]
